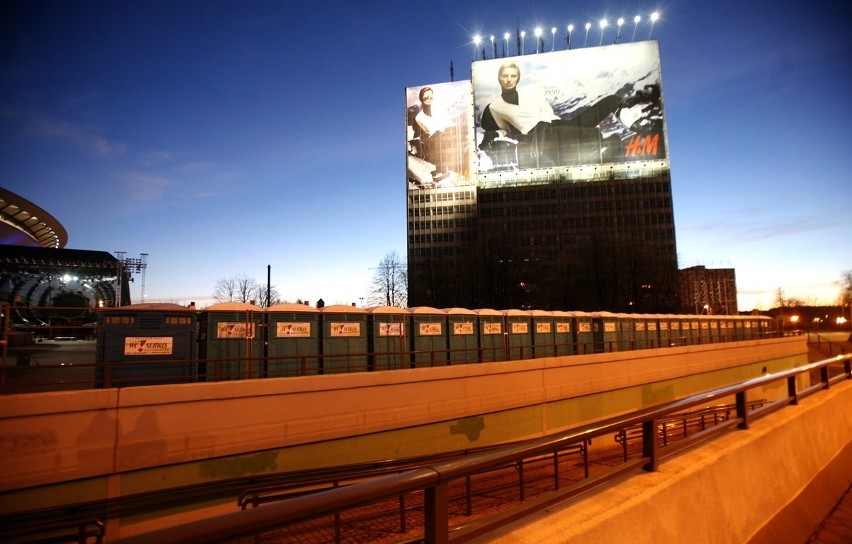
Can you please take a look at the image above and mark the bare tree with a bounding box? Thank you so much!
[839,270,852,322]
[213,274,281,308]
[839,270,852,305]
[367,251,408,308]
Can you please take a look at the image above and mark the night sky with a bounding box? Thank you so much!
[2,0,850,311]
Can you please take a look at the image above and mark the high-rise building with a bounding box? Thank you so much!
[679,265,738,315]
[406,40,678,311]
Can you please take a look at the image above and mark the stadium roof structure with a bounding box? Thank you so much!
[0,187,68,249]
[0,245,127,308]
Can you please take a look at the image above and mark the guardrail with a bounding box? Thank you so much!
[111,353,852,544]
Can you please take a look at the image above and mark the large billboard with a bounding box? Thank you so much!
[405,80,476,190]
[471,40,667,174]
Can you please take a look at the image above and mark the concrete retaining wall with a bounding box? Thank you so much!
[0,336,806,518]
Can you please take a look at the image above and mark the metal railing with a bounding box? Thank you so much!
[111,353,852,544]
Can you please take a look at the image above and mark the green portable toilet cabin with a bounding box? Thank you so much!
[657,314,673,347]
[572,311,594,354]
[266,302,321,377]
[199,302,265,381]
[97,303,197,387]
[615,313,635,351]
[631,313,655,350]
[591,311,619,352]
[320,304,368,374]
[529,310,555,358]
[718,316,732,342]
[369,306,409,370]
[504,309,532,360]
[408,307,448,367]
[683,315,701,345]
[476,309,505,362]
[645,314,661,348]
[756,316,771,338]
[551,310,574,356]
[445,307,479,365]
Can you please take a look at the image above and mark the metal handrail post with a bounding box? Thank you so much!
[424,482,449,544]
[642,418,658,472]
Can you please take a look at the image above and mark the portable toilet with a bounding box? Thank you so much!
[645,314,661,348]
[698,316,712,344]
[529,310,555,358]
[573,311,594,354]
[408,307,448,367]
[369,306,409,371]
[591,311,619,352]
[688,317,701,345]
[656,314,673,347]
[320,304,368,373]
[199,302,265,381]
[97,303,197,387]
[266,302,321,377]
[616,313,636,351]
[476,309,505,362]
[504,309,532,360]
[551,310,574,356]
[633,313,655,350]
[445,307,479,365]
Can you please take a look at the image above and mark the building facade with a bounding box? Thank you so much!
[406,41,679,312]
[679,265,738,315]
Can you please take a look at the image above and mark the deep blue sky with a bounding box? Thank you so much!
[2,1,850,311]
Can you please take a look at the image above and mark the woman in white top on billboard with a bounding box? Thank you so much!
[414,86,463,180]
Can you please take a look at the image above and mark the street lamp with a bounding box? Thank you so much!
[615,17,624,44]
[632,15,641,41]
[504,32,510,57]
[520,30,526,54]
[583,22,591,47]
[534,27,542,53]
[649,12,659,39]
[551,26,556,51]
[599,19,608,46]
[567,24,573,49]
[490,35,495,58]
[473,34,481,60]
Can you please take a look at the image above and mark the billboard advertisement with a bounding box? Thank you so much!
[406,80,476,190]
[472,40,667,174]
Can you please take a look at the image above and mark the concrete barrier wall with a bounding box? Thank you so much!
[0,336,806,513]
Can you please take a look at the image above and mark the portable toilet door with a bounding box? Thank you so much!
[266,303,321,377]
[551,310,574,356]
[476,309,505,362]
[320,305,368,374]
[369,306,409,371]
[645,314,661,349]
[529,310,555,358]
[408,307,448,367]
[504,309,532,360]
[689,317,701,345]
[633,314,653,350]
[573,311,594,354]
[200,302,265,381]
[591,312,618,352]
[656,314,672,347]
[617,313,637,351]
[445,307,478,365]
[97,303,197,387]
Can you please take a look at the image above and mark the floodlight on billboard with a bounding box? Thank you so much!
[405,80,475,192]
[471,40,668,181]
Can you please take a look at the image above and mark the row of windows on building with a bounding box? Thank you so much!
[408,213,675,233]
[408,227,675,247]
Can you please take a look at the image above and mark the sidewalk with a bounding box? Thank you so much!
[809,483,852,543]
